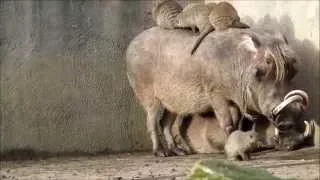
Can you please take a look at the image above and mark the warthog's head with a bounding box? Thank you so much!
[239,31,311,150]
[270,90,313,150]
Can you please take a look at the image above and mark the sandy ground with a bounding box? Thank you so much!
[0,147,319,180]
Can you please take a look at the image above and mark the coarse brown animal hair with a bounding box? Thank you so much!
[236,32,297,114]
[267,39,297,82]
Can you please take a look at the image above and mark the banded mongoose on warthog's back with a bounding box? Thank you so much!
[151,0,183,29]
[175,2,250,54]
[224,122,258,161]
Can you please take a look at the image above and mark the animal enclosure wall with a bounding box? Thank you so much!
[206,0,320,145]
[0,0,162,154]
[0,0,144,154]
[0,0,200,154]
[0,0,318,156]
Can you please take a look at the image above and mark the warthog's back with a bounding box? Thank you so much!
[126,27,196,67]
[126,26,254,74]
[126,27,255,113]
[126,26,250,81]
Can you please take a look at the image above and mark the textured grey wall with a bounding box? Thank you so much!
[0,0,150,154]
[0,0,199,154]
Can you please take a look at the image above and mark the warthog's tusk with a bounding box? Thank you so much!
[303,120,313,137]
[272,90,309,116]
[284,90,309,108]
[274,121,313,138]
[274,127,279,137]
[272,95,303,116]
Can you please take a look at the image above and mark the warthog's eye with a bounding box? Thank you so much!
[278,123,294,131]
[266,57,272,64]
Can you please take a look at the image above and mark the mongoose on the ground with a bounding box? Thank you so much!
[175,2,250,54]
[224,122,258,161]
[152,0,183,29]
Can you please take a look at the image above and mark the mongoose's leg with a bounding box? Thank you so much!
[227,153,238,161]
[191,25,198,33]
[247,152,251,160]
[239,151,250,161]
[176,115,193,154]
[146,102,168,157]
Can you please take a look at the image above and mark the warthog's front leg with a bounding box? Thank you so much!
[210,95,236,136]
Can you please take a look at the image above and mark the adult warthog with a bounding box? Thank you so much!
[126,27,309,156]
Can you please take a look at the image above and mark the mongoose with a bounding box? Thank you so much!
[224,122,258,161]
[175,2,216,33]
[152,0,183,29]
[175,2,250,54]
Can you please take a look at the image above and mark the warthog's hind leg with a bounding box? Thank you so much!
[146,101,168,157]
[162,111,187,156]
[176,115,193,154]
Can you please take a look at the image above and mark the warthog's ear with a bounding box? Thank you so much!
[238,33,261,53]
[282,34,288,44]
[253,48,274,81]
[250,34,261,48]
[275,32,289,44]
[238,34,273,81]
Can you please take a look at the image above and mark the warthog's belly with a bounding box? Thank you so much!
[154,79,210,114]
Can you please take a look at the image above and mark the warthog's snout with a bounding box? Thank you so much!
[271,90,311,150]
[274,120,313,151]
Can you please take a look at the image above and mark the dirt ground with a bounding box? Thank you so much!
[0,147,319,180]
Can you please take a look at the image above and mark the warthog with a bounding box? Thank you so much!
[126,27,309,156]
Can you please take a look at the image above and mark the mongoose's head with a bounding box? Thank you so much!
[246,122,259,146]
[209,2,249,31]
[247,130,259,145]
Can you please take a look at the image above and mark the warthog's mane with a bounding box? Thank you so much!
[237,31,297,114]
[268,40,297,82]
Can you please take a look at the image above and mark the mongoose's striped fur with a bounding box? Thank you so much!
[152,0,183,29]
[175,2,250,54]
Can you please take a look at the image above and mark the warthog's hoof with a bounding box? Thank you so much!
[169,147,188,156]
[153,149,169,157]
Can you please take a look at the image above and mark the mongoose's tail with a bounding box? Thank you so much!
[191,25,215,55]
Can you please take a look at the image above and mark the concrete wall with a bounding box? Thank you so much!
[0,0,199,154]
[0,0,151,154]
[0,0,318,155]
[206,0,320,145]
